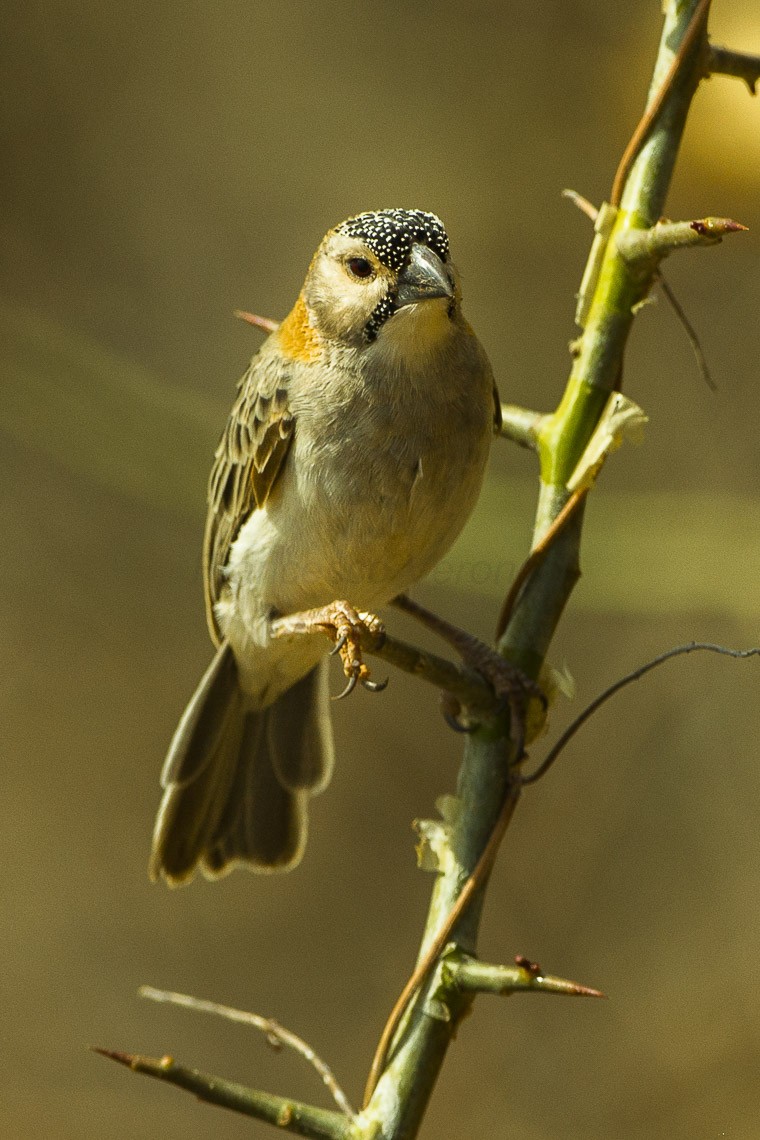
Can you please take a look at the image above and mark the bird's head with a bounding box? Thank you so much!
[295,209,460,353]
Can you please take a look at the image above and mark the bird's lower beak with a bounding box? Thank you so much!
[396,243,454,308]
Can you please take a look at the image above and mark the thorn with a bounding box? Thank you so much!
[657,274,717,391]
[233,309,280,333]
[91,1046,136,1068]
[512,958,607,998]
[689,218,748,237]
[562,188,599,222]
[515,953,610,998]
[570,983,607,999]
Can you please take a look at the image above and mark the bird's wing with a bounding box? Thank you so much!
[203,354,294,644]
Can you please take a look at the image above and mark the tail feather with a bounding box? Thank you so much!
[206,716,308,874]
[267,661,334,793]
[149,642,333,886]
[159,640,241,788]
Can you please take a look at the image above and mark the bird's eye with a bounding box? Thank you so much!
[346,257,374,280]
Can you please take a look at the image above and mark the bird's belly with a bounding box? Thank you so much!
[239,436,485,611]
[218,387,492,707]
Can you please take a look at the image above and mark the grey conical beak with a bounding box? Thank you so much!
[396,243,454,308]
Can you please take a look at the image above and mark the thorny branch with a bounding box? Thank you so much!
[98,3,757,1136]
[92,1048,352,1140]
[139,986,356,1118]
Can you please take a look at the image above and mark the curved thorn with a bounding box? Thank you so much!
[361,675,388,693]
[333,672,358,701]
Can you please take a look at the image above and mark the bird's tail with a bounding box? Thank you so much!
[149,641,334,885]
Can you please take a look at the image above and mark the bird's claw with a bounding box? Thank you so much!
[318,601,386,700]
[440,646,544,754]
[334,670,359,701]
[334,669,388,700]
[441,692,476,734]
[330,631,349,656]
[362,675,388,693]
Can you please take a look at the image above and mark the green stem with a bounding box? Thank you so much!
[93,1050,351,1140]
[362,747,520,1139]
[362,3,714,1138]
[499,403,545,450]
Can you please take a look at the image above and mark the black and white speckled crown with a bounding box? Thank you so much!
[336,209,449,271]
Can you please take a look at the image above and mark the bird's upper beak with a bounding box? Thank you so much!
[395,243,454,308]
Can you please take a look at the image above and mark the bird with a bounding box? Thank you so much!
[149,208,500,886]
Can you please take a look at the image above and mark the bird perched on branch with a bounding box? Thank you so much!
[150,208,500,885]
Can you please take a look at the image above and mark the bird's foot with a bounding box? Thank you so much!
[270,600,387,699]
[448,640,545,749]
[392,593,544,752]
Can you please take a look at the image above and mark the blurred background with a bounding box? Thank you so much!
[2,2,759,1137]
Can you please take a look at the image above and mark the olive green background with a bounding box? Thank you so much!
[2,2,759,1137]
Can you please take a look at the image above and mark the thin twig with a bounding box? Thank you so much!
[562,188,599,222]
[139,985,355,1118]
[522,643,760,786]
[367,630,497,712]
[93,1048,350,1139]
[498,404,545,450]
[234,309,281,333]
[656,273,716,391]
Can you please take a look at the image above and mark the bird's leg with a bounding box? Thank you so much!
[269,601,387,699]
[391,593,544,749]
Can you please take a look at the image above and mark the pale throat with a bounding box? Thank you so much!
[375,299,454,367]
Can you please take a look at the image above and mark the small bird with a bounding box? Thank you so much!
[150,209,500,885]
